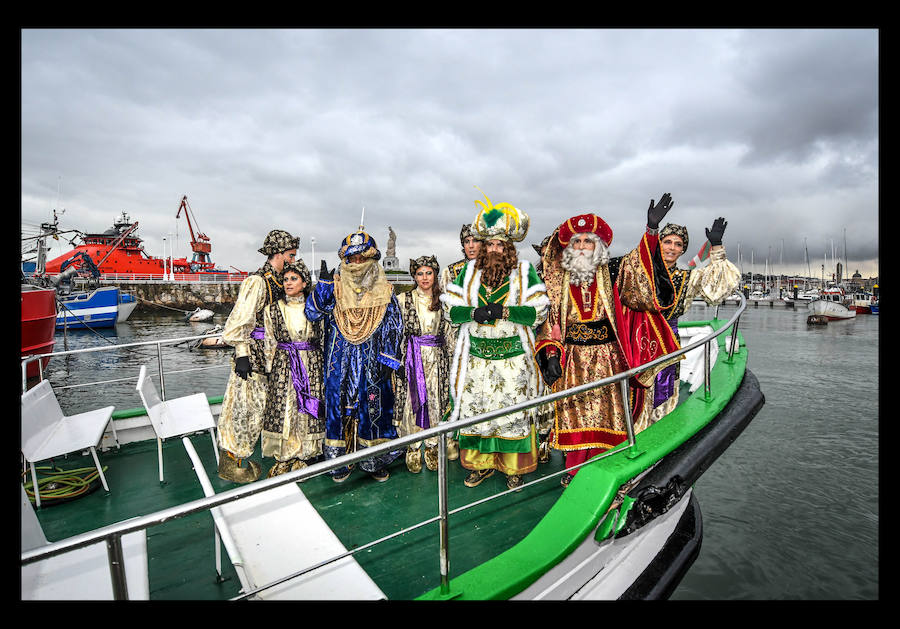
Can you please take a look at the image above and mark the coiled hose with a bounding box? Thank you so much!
[22,464,107,505]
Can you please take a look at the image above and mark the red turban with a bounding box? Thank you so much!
[557,214,613,248]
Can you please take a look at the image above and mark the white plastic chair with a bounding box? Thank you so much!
[21,485,149,600]
[21,380,116,508]
[135,365,219,483]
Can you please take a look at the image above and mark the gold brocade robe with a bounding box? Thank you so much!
[537,246,667,452]
[260,296,325,462]
[218,270,281,459]
[393,288,451,449]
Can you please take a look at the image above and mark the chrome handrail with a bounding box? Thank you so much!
[21,294,747,599]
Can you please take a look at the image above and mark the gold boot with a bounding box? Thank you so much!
[424,445,438,471]
[538,437,551,464]
[267,458,307,478]
[217,451,261,483]
[405,447,423,473]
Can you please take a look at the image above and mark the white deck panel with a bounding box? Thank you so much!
[218,483,386,600]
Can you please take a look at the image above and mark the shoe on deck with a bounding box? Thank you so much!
[370,468,390,483]
[464,468,495,487]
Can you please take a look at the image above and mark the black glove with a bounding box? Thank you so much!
[647,192,674,230]
[319,259,334,282]
[705,217,727,247]
[472,306,492,324]
[234,355,251,380]
[486,302,503,320]
[540,354,563,387]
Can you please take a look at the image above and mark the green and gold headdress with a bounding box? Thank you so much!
[471,186,529,243]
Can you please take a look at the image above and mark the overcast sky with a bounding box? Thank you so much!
[21,28,879,280]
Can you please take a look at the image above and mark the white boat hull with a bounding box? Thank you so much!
[807,299,856,320]
[117,299,138,322]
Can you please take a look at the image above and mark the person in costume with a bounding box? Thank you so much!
[393,256,454,473]
[260,259,326,477]
[306,229,404,483]
[438,223,483,291]
[534,194,682,488]
[440,190,550,491]
[530,233,556,464]
[644,219,740,425]
[435,223,483,460]
[218,229,299,483]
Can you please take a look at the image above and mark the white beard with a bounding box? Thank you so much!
[561,239,608,286]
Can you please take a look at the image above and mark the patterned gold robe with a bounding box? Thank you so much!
[260,295,325,462]
[536,236,677,453]
[440,260,549,475]
[393,288,452,450]
[218,265,282,459]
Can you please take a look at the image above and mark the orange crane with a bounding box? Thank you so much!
[175,195,212,267]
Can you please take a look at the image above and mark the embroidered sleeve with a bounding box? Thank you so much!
[222,275,266,358]
[305,276,335,322]
[375,295,403,370]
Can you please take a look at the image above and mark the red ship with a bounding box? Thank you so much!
[43,196,245,277]
[21,284,56,379]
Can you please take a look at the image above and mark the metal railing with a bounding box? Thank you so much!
[21,294,747,600]
[96,273,249,283]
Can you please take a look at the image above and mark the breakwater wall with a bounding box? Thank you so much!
[92,280,242,313]
[82,276,417,314]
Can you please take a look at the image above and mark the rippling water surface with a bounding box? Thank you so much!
[674,302,879,600]
[40,301,879,600]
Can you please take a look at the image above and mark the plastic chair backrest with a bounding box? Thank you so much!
[21,380,64,448]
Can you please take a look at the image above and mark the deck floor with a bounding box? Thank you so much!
[27,432,569,600]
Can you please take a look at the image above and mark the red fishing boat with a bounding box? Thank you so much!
[21,284,56,378]
[43,196,245,277]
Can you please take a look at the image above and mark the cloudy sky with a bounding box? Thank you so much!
[21,28,879,280]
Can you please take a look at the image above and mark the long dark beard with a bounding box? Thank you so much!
[476,243,518,288]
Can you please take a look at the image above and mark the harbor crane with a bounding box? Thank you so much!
[175,195,212,268]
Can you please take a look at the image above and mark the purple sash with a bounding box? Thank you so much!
[405,334,444,429]
[250,326,266,341]
[653,319,679,407]
[277,340,323,419]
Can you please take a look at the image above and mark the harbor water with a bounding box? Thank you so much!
[38,302,879,600]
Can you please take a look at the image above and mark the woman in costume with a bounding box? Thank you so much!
[644,219,741,426]
[260,260,325,477]
[394,256,454,473]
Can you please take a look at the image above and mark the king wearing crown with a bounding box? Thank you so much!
[440,190,550,490]
[306,228,404,483]
[535,194,682,487]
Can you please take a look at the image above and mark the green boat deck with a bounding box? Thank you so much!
[28,429,578,600]
[26,318,744,600]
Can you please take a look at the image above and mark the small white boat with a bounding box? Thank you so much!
[186,307,215,322]
[807,288,856,320]
[192,325,230,349]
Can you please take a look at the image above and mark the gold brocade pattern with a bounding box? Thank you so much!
[394,289,451,449]
[538,237,667,450]
[260,297,325,462]
[218,267,282,458]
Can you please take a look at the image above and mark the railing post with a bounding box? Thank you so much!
[620,379,637,451]
[727,316,741,361]
[156,341,166,401]
[703,340,711,399]
[106,533,130,600]
[437,431,451,595]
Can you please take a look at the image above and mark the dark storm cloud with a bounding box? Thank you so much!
[21,29,878,278]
